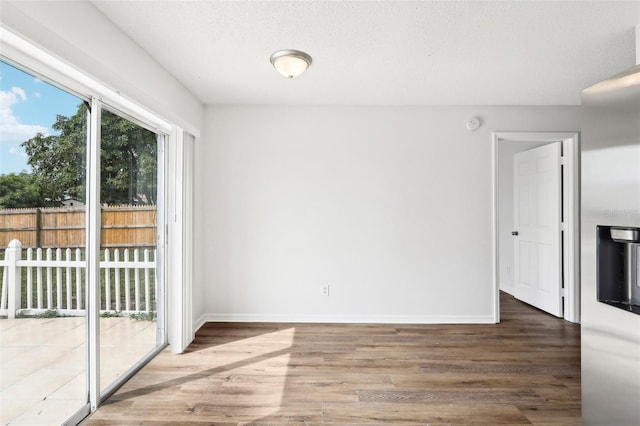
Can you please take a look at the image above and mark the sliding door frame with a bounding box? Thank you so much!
[96,108,169,403]
[86,97,172,410]
[0,27,187,421]
[87,97,103,411]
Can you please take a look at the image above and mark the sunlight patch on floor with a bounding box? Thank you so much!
[189,327,296,419]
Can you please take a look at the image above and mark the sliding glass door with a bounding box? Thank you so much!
[98,108,165,396]
[0,59,167,424]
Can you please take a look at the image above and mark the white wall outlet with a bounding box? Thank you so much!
[321,285,330,296]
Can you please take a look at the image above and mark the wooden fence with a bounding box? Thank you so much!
[0,205,156,248]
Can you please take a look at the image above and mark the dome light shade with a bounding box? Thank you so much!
[270,49,312,78]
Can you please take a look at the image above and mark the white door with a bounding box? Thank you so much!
[513,142,563,317]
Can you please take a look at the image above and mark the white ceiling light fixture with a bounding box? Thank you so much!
[270,49,312,79]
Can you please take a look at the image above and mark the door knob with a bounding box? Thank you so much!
[512,231,519,236]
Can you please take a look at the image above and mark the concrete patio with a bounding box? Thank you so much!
[0,316,157,425]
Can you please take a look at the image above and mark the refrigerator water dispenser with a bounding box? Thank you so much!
[596,225,640,314]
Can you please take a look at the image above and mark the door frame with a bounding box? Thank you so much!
[492,132,580,323]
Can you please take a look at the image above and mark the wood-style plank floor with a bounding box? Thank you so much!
[84,292,580,425]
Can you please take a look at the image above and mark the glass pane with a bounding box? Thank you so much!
[0,60,88,423]
[99,108,161,393]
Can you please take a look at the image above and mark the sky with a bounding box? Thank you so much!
[0,60,81,175]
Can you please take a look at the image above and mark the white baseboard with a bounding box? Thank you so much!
[197,313,495,325]
[193,313,208,334]
[499,284,515,296]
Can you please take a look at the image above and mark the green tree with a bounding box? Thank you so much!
[21,105,157,206]
[0,172,44,208]
[100,108,157,205]
[22,107,87,205]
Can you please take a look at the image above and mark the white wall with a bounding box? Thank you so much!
[198,106,581,324]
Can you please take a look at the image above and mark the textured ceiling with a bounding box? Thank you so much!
[90,1,639,106]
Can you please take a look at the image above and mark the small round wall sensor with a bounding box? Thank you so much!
[466,117,481,131]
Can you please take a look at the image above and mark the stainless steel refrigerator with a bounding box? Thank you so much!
[581,64,640,424]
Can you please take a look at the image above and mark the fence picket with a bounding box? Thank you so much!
[46,248,53,309]
[36,248,43,309]
[66,248,72,309]
[26,248,33,309]
[114,248,121,312]
[56,248,62,309]
[75,248,82,310]
[124,249,131,312]
[1,266,7,312]
[104,248,111,311]
[134,249,140,312]
[144,249,150,312]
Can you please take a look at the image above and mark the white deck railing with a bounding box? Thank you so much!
[0,239,156,318]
